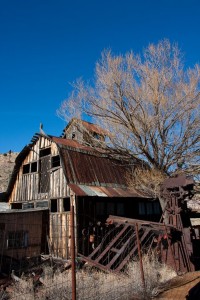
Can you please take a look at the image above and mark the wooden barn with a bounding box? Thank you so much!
[6,119,162,258]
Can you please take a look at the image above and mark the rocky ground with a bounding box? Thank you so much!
[0,151,18,192]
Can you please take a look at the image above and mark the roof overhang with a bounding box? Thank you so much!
[68,184,147,198]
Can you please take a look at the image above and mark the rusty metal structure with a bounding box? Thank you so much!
[79,175,200,274]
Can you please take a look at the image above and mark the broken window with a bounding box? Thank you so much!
[153,202,161,214]
[93,133,101,140]
[138,202,145,215]
[51,155,60,168]
[39,147,51,157]
[63,198,70,212]
[23,164,30,174]
[96,202,105,216]
[11,203,22,209]
[107,202,115,215]
[36,201,49,208]
[146,202,153,215]
[7,231,28,249]
[23,203,34,209]
[117,203,125,216]
[51,199,58,213]
[31,161,37,172]
[23,162,37,174]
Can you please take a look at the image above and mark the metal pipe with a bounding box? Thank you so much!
[71,205,76,300]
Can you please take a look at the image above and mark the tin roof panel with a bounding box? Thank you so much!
[68,184,146,198]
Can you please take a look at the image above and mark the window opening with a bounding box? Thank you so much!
[52,155,60,168]
[11,203,22,209]
[107,202,115,215]
[138,202,145,215]
[96,202,105,216]
[63,198,70,212]
[23,203,34,209]
[117,203,125,216]
[39,147,51,157]
[31,162,37,172]
[146,202,153,215]
[36,201,49,208]
[23,164,30,174]
[7,231,28,248]
[153,202,161,214]
[51,199,58,213]
[93,133,101,140]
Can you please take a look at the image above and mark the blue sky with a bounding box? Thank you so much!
[0,0,200,153]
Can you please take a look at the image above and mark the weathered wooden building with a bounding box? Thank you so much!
[6,120,161,258]
[61,118,108,143]
[0,209,48,262]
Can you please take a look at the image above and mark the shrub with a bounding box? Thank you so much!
[8,255,176,300]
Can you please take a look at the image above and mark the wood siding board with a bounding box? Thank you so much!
[0,211,45,260]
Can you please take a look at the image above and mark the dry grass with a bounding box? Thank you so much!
[7,254,176,300]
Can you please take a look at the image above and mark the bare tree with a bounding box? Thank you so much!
[58,40,200,198]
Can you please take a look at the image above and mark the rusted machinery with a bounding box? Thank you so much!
[79,175,200,273]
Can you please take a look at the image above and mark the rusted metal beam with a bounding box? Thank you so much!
[115,228,151,272]
[164,224,178,274]
[107,215,177,230]
[89,224,130,263]
[70,205,76,300]
[135,223,145,291]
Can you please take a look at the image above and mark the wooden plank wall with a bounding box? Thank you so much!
[9,137,70,204]
[0,211,45,260]
[49,212,70,258]
[8,136,75,259]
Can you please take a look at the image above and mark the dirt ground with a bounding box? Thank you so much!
[155,271,200,300]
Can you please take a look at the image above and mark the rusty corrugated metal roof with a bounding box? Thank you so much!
[59,147,129,186]
[68,184,145,198]
[162,175,194,189]
[80,119,109,136]
[63,118,109,136]
[6,132,145,200]
[52,137,93,152]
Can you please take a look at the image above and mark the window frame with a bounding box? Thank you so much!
[7,231,29,249]
[51,155,61,168]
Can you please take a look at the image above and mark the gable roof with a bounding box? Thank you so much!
[62,118,109,137]
[6,133,145,200]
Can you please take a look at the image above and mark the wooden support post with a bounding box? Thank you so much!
[135,223,146,293]
[70,205,76,300]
